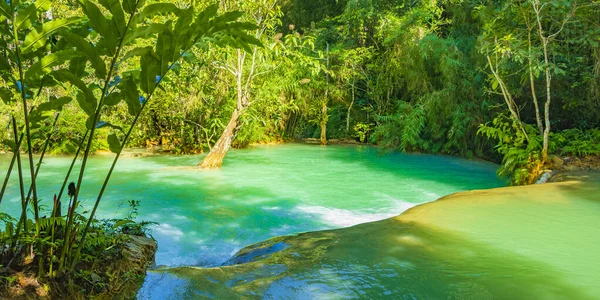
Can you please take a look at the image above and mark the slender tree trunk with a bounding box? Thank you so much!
[486,55,529,141]
[346,79,355,133]
[321,42,329,145]
[532,0,576,163]
[527,30,544,136]
[541,39,551,163]
[320,101,328,145]
[199,50,248,168]
[198,109,241,169]
[535,10,552,163]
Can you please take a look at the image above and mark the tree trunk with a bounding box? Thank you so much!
[536,9,552,163]
[198,109,241,169]
[528,30,544,136]
[541,41,551,163]
[346,80,355,134]
[320,101,327,145]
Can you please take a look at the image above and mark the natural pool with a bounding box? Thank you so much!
[1,143,506,298]
[165,175,600,300]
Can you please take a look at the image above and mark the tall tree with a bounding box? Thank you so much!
[199,0,279,169]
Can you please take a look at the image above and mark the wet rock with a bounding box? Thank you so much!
[223,242,289,266]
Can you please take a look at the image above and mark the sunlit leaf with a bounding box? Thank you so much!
[22,17,81,54]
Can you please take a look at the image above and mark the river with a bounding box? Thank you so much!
[2,143,509,298]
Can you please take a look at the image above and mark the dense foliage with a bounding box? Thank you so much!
[0,0,256,295]
[0,1,598,174]
[0,0,598,295]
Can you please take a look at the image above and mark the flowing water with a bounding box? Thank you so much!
[6,143,567,299]
[168,176,600,300]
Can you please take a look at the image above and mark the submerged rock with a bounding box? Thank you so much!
[222,242,289,266]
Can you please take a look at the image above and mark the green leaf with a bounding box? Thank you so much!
[215,11,243,23]
[0,56,9,71]
[121,75,140,115]
[79,0,116,54]
[51,70,97,115]
[2,139,17,151]
[15,4,37,29]
[107,133,121,153]
[0,87,14,104]
[124,23,165,44]
[104,91,122,106]
[98,0,126,37]
[122,0,140,14]
[139,52,159,95]
[32,96,72,115]
[492,79,499,90]
[95,121,123,132]
[76,91,96,116]
[25,50,84,83]
[22,17,82,54]
[112,219,134,228]
[156,24,174,76]
[65,142,77,153]
[34,0,52,11]
[61,31,107,78]
[0,1,11,18]
[69,56,88,77]
[121,46,151,62]
[140,3,180,19]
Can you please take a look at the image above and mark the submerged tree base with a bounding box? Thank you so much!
[0,235,156,299]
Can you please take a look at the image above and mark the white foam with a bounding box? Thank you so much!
[152,223,184,241]
[294,201,416,228]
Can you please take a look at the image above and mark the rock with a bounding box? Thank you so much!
[551,156,564,169]
[535,171,553,184]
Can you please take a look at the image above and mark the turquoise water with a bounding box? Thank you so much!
[163,176,600,299]
[0,144,504,297]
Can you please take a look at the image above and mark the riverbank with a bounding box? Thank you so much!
[157,171,600,299]
[1,235,156,299]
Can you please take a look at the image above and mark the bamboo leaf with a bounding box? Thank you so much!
[112,219,134,228]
